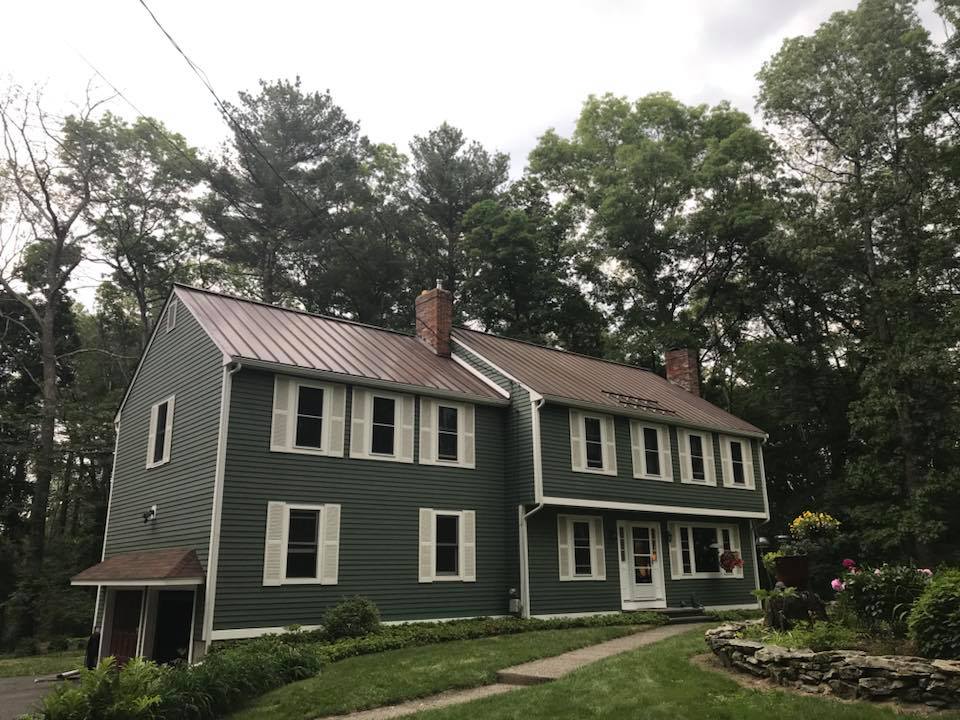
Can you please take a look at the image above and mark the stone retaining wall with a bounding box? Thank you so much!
[705,622,960,710]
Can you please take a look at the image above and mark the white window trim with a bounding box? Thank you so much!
[677,428,717,486]
[570,410,617,476]
[669,522,744,580]
[419,508,476,583]
[274,378,344,457]
[630,421,673,482]
[420,399,475,469]
[145,395,175,469]
[350,388,415,463]
[558,514,606,581]
[720,435,756,490]
[280,503,327,585]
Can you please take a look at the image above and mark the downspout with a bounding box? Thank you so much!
[202,360,242,654]
[519,395,545,619]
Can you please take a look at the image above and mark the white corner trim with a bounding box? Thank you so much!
[540,496,767,519]
[450,354,510,398]
[92,418,122,631]
[758,441,771,521]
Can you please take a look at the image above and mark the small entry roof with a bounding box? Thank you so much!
[71,548,204,587]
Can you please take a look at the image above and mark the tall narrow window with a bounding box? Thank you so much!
[642,427,660,476]
[153,402,168,464]
[295,386,324,449]
[572,521,593,575]
[435,514,459,576]
[729,440,745,485]
[688,434,706,481]
[371,396,396,455]
[584,417,603,469]
[437,405,458,461]
[286,509,320,578]
[147,396,174,468]
[680,527,692,574]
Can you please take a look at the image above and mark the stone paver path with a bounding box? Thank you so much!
[317,623,705,720]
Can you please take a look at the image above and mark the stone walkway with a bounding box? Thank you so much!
[317,623,704,720]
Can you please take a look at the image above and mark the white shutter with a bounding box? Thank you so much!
[668,524,682,577]
[271,376,292,451]
[720,436,731,486]
[461,510,476,582]
[419,398,436,464]
[325,385,346,457]
[263,501,287,586]
[743,439,755,488]
[350,388,369,457]
[557,517,572,580]
[630,422,643,478]
[591,517,606,580]
[603,416,617,475]
[660,427,673,481]
[161,396,174,464]
[462,404,476,468]
[399,395,415,462]
[418,508,434,583]
[319,504,341,585]
[569,410,584,471]
[145,404,158,467]
[678,430,690,482]
[704,434,717,485]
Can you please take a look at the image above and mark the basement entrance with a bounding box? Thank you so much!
[152,590,195,664]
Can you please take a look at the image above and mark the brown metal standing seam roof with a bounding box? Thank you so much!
[452,328,764,436]
[174,286,504,402]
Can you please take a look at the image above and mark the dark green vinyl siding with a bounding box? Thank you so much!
[104,299,222,566]
[540,404,765,514]
[213,369,508,630]
[526,507,758,615]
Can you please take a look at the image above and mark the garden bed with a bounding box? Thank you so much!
[706,622,960,710]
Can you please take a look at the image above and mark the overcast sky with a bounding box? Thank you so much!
[0,0,946,304]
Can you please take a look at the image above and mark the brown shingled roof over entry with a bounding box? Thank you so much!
[452,327,764,436]
[72,548,204,585]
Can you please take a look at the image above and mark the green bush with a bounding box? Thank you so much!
[909,569,960,659]
[740,621,861,651]
[39,657,167,720]
[321,596,381,640]
[47,637,69,652]
[835,564,931,636]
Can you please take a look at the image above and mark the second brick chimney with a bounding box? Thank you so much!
[415,283,453,357]
[665,348,700,396]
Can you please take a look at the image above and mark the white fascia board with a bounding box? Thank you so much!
[540,496,768,519]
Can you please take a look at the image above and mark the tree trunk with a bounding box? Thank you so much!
[57,452,75,535]
[30,302,58,576]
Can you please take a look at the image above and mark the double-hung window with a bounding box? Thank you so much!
[351,388,415,463]
[678,429,716,485]
[295,385,325,449]
[371,395,397,455]
[418,508,476,582]
[670,523,742,579]
[568,410,617,475]
[630,422,673,481]
[419,398,476,468]
[720,436,755,489]
[270,376,346,457]
[286,509,320,578]
[261,501,342,586]
[146,396,175,468]
[557,515,606,580]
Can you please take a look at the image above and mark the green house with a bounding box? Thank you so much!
[72,284,768,664]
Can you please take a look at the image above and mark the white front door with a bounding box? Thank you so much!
[617,521,665,608]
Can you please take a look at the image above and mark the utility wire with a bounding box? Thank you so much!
[136,0,363,268]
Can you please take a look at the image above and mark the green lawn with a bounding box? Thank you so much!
[0,651,83,678]
[411,628,960,720]
[230,625,637,720]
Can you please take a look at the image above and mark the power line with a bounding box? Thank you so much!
[136,0,363,268]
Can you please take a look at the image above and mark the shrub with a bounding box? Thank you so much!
[14,637,39,657]
[740,620,860,651]
[47,636,69,652]
[909,569,960,659]
[39,657,167,720]
[321,596,381,640]
[834,563,931,636]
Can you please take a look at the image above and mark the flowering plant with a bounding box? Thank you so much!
[789,511,840,540]
[833,560,933,636]
[719,550,744,573]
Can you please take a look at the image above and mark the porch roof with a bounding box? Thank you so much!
[71,548,204,587]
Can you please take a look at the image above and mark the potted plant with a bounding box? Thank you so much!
[773,511,840,588]
[719,550,744,574]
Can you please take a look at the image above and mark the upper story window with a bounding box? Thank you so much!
[677,428,716,485]
[557,514,606,581]
[145,396,175,468]
[669,522,742,579]
[351,388,415,463]
[418,508,476,583]
[271,376,346,457]
[630,422,673,481]
[262,501,341,586]
[721,436,755,489]
[568,409,617,475]
[166,298,177,333]
[419,398,476,468]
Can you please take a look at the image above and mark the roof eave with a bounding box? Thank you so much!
[233,357,510,407]
[539,393,767,439]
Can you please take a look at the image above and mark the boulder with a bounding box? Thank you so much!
[858,676,907,696]
[828,679,859,699]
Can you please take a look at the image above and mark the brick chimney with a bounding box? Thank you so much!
[415,283,453,357]
[665,348,700,396]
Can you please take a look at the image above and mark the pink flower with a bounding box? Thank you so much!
[919,568,933,577]
[874,568,882,576]
[831,578,845,592]
[842,558,856,570]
